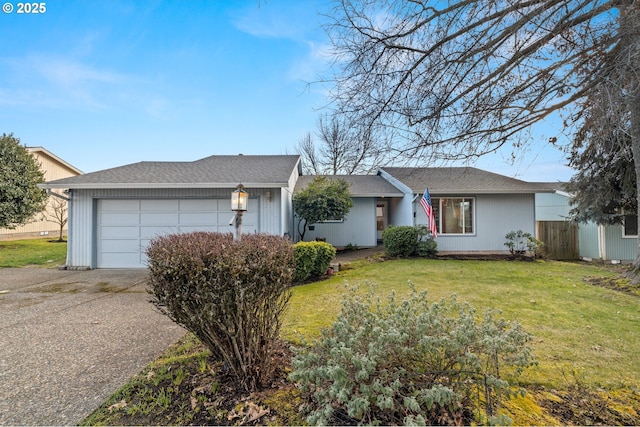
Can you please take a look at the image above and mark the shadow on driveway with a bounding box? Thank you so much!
[0,268,185,426]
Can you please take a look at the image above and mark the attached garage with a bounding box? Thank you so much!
[97,198,258,268]
[39,155,302,269]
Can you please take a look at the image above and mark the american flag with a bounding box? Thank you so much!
[420,188,438,238]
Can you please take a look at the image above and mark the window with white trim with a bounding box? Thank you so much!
[623,213,638,237]
[431,198,475,235]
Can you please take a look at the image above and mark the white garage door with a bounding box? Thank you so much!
[97,199,258,268]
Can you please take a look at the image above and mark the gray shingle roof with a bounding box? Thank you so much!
[294,175,404,197]
[532,182,569,192]
[41,155,301,189]
[380,167,552,194]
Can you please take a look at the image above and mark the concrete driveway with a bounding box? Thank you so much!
[0,268,185,426]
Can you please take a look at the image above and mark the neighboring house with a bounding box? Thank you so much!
[536,184,636,262]
[0,147,82,240]
[41,155,554,269]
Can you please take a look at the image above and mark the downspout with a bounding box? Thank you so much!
[598,224,607,261]
[412,194,420,226]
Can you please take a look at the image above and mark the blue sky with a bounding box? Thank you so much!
[0,0,574,182]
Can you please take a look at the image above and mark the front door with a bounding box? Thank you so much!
[376,201,388,241]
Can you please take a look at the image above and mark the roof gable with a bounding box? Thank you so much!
[41,155,301,189]
[380,167,551,194]
[27,147,83,175]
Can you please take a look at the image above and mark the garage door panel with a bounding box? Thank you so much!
[140,212,179,225]
[140,226,179,239]
[216,212,235,225]
[101,199,140,210]
[100,226,140,238]
[179,226,218,233]
[141,199,178,211]
[100,213,140,226]
[101,239,141,252]
[179,212,215,225]
[180,199,216,210]
[100,252,144,269]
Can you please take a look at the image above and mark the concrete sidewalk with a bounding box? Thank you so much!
[0,268,185,426]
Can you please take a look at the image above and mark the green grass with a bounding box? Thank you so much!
[284,259,640,389]
[0,238,67,267]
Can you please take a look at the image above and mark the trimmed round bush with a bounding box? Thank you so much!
[310,241,336,277]
[146,232,295,391]
[294,241,317,282]
[382,225,419,257]
[294,241,337,282]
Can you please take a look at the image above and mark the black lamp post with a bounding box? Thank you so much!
[231,184,248,241]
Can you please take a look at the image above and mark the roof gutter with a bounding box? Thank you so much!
[38,182,290,190]
[45,189,70,201]
[419,189,553,194]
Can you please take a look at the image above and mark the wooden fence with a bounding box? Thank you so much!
[536,221,579,260]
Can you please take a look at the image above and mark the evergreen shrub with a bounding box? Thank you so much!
[290,285,536,425]
[504,230,542,257]
[382,225,437,257]
[294,241,337,282]
[294,242,317,282]
[415,224,438,258]
[310,241,336,277]
[382,225,419,257]
[146,232,295,391]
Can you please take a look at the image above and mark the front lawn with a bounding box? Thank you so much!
[0,238,67,267]
[84,258,640,425]
[285,259,640,389]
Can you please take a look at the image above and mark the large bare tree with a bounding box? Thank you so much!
[297,114,388,175]
[325,0,640,270]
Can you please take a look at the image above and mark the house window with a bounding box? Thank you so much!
[623,214,638,237]
[431,198,475,235]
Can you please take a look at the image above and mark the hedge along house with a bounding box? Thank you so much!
[378,167,552,253]
[39,155,302,269]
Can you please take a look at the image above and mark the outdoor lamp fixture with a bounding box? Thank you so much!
[231,184,248,241]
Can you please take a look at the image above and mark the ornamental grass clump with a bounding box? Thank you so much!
[290,284,536,425]
[146,232,295,392]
